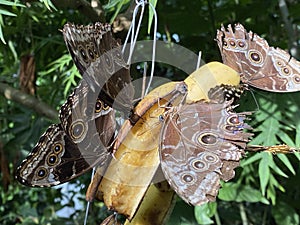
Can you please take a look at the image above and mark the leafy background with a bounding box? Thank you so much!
[0,0,300,224]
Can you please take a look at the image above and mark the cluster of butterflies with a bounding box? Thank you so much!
[15,23,300,210]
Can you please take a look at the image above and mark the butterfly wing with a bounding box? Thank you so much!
[16,79,116,187]
[159,100,252,205]
[216,23,300,92]
[208,83,248,104]
[59,79,115,145]
[15,23,124,187]
[15,124,109,187]
[16,103,115,187]
[62,22,134,112]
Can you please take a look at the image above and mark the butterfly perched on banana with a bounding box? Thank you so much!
[15,22,132,187]
[217,23,300,92]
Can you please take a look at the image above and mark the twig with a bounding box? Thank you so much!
[0,82,58,121]
[246,144,299,154]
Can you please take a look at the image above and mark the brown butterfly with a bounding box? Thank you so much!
[159,87,252,205]
[16,80,116,187]
[208,83,248,104]
[63,22,134,113]
[15,22,133,187]
[87,81,189,205]
[216,23,300,92]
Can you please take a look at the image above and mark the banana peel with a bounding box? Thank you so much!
[97,81,187,219]
[95,62,241,224]
[124,181,175,225]
[122,62,240,225]
[86,81,186,202]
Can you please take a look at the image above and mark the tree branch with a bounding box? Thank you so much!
[0,82,58,121]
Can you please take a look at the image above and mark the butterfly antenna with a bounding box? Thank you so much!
[249,88,260,112]
[83,167,96,225]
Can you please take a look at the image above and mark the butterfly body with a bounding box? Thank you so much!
[217,23,300,92]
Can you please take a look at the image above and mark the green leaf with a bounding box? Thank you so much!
[269,173,285,193]
[272,201,299,225]
[40,0,57,11]
[104,0,126,10]
[268,158,288,178]
[218,182,237,201]
[277,130,296,146]
[194,202,216,225]
[0,0,25,7]
[240,152,263,167]
[266,184,276,205]
[258,153,271,195]
[294,152,300,161]
[0,15,5,44]
[218,183,269,204]
[277,154,295,175]
[109,0,126,24]
[0,8,16,17]
[106,0,130,23]
[148,0,158,33]
[295,121,300,147]
[167,200,198,225]
[8,40,17,61]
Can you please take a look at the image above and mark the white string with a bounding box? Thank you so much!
[122,0,145,61]
[83,167,96,225]
[141,62,148,99]
[122,0,158,97]
[196,51,202,70]
[144,2,158,96]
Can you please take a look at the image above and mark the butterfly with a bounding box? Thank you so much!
[15,80,116,187]
[15,22,134,187]
[208,83,248,104]
[216,23,300,92]
[159,86,252,205]
[63,22,134,113]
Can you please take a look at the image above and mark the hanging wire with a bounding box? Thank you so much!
[82,2,159,224]
[83,167,96,225]
[196,51,202,70]
[141,62,148,99]
[144,1,158,96]
[122,0,158,97]
[122,0,145,61]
